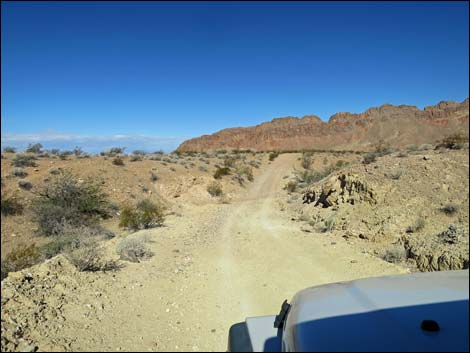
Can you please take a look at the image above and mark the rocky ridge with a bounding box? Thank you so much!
[177,98,469,152]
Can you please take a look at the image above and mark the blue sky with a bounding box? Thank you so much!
[1,1,469,152]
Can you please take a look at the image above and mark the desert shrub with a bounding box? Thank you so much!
[335,160,348,169]
[234,165,254,185]
[406,218,425,233]
[406,145,419,152]
[49,167,61,175]
[301,154,313,169]
[116,236,153,262]
[132,150,146,155]
[396,151,408,158]
[129,154,143,162]
[383,245,407,264]
[285,180,298,193]
[147,154,162,161]
[295,169,330,185]
[40,224,115,259]
[25,143,43,154]
[373,140,394,156]
[73,146,83,156]
[66,238,119,272]
[387,170,402,180]
[10,167,28,177]
[112,156,125,166]
[418,144,433,151]
[223,156,238,168]
[207,181,223,197]
[436,133,468,150]
[199,165,209,172]
[1,193,24,216]
[214,167,231,179]
[18,179,33,190]
[439,203,459,216]
[107,147,126,156]
[1,244,42,280]
[324,217,336,232]
[3,146,16,153]
[149,171,159,182]
[362,152,377,164]
[119,199,166,230]
[11,154,37,167]
[50,148,60,155]
[269,152,279,161]
[32,171,111,236]
[315,216,336,233]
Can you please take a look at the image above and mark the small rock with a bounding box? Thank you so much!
[350,260,358,264]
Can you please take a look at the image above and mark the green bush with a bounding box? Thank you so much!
[32,171,111,236]
[214,167,231,179]
[11,154,37,167]
[119,199,166,230]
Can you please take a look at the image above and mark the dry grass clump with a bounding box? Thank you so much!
[66,238,120,272]
[10,167,28,177]
[1,244,42,280]
[406,217,426,233]
[116,236,154,262]
[383,245,407,264]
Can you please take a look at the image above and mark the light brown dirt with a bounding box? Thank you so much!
[1,153,406,352]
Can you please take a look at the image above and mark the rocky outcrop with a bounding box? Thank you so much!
[403,225,469,272]
[314,173,376,208]
[177,98,469,152]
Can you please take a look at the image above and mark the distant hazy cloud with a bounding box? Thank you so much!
[1,130,187,153]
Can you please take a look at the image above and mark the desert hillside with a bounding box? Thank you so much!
[176,98,469,152]
[1,140,468,351]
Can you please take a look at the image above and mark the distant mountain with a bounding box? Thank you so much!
[176,98,469,152]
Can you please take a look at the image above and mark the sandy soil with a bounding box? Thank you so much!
[14,153,407,352]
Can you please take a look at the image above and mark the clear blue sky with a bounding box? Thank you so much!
[1,1,469,152]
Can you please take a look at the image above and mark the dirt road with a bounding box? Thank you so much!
[26,154,407,351]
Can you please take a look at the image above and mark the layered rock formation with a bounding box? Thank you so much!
[177,98,469,152]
